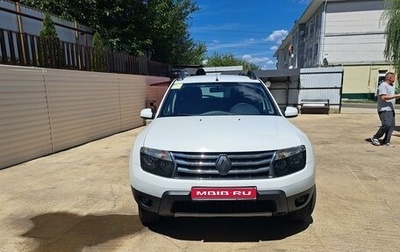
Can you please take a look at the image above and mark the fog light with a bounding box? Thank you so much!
[139,195,153,207]
[295,194,308,207]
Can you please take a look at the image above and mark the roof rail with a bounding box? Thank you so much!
[239,70,257,80]
[195,67,206,75]
[170,64,205,80]
[173,64,203,69]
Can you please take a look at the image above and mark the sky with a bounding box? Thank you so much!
[188,0,312,69]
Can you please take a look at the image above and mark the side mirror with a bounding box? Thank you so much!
[140,108,153,119]
[284,106,298,118]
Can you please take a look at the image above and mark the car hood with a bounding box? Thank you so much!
[141,116,304,152]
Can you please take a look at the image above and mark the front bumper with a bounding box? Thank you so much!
[132,185,315,217]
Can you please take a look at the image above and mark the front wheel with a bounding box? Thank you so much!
[138,206,160,226]
[288,187,316,222]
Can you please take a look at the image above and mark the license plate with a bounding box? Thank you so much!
[191,187,257,200]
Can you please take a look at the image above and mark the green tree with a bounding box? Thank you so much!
[382,0,400,74]
[185,42,207,65]
[21,0,206,65]
[40,12,57,37]
[206,53,261,70]
[142,0,205,64]
[38,12,62,67]
[92,31,106,71]
[92,31,104,50]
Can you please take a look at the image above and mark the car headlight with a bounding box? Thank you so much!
[140,147,175,177]
[272,145,306,177]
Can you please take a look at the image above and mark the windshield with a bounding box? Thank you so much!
[158,82,280,117]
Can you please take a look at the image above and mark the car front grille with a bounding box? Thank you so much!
[171,151,275,179]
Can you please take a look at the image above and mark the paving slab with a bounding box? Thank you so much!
[1,106,400,252]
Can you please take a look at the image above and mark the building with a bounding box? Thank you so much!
[274,0,394,100]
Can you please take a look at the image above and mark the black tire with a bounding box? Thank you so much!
[288,187,316,222]
[138,206,160,226]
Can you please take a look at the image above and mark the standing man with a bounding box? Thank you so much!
[371,72,400,146]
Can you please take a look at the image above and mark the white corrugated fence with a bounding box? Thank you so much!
[0,65,169,169]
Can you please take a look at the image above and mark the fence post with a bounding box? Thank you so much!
[0,29,7,64]
[15,2,27,65]
[74,21,81,69]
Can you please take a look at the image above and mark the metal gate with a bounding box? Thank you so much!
[299,67,344,113]
[259,67,343,113]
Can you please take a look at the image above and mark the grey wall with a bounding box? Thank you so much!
[0,65,169,169]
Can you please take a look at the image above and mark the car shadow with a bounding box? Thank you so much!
[148,216,313,242]
[21,212,143,252]
[22,212,313,249]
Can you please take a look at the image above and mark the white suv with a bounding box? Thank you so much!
[129,70,316,225]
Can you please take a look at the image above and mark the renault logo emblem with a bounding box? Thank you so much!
[216,154,231,176]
